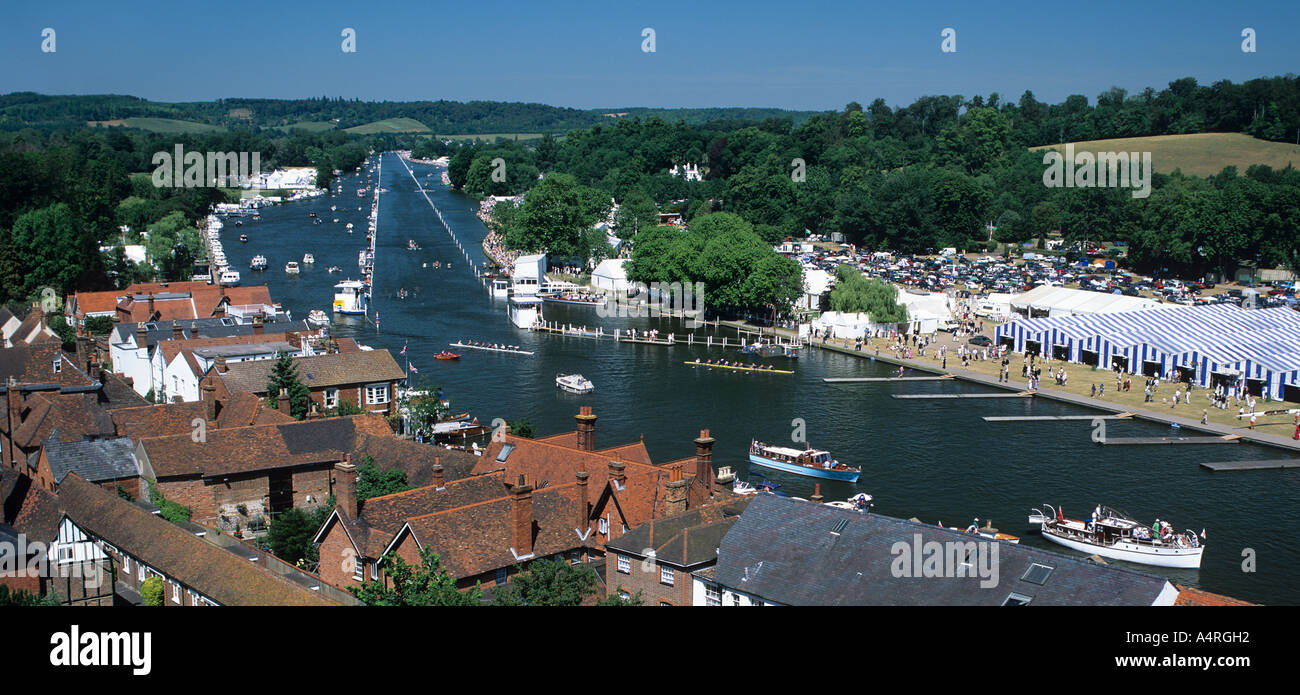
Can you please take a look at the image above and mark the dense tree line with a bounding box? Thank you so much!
[0,127,381,304]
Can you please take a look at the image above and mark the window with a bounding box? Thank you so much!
[496,568,508,585]
[364,384,389,405]
[660,601,672,606]
[1003,592,1033,606]
[705,584,721,606]
[353,559,364,582]
[53,356,61,373]
[138,563,145,582]
[618,590,630,601]
[732,594,741,606]
[172,582,180,603]
[616,555,630,574]
[598,517,608,535]
[496,443,514,462]
[57,545,74,564]
[371,563,378,580]
[570,550,581,565]
[323,388,339,409]
[660,565,675,586]
[123,556,130,574]
[1021,563,1054,585]
[753,599,765,606]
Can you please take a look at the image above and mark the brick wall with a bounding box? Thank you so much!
[317,520,360,590]
[604,551,688,605]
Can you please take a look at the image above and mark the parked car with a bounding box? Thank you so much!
[968,335,993,347]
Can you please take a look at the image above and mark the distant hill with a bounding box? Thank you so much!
[0,92,819,135]
[1031,133,1300,177]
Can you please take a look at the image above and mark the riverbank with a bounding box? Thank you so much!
[721,320,1300,455]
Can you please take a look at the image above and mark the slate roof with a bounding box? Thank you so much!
[216,350,405,394]
[56,474,333,606]
[140,414,393,478]
[110,315,306,348]
[711,495,1177,606]
[606,497,750,568]
[41,435,139,484]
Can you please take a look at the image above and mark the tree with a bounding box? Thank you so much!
[9,203,92,298]
[141,576,164,606]
[505,173,610,263]
[356,455,411,501]
[350,548,482,606]
[265,352,310,420]
[612,187,659,240]
[491,558,598,606]
[597,588,645,606]
[268,506,331,565]
[507,419,535,438]
[0,586,60,606]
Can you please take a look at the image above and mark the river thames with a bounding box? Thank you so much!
[216,153,1299,605]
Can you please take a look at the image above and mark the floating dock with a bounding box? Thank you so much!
[893,393,1033,399]
[984,413,1135,422]
[684,361,793,374]
[449,342,534,356]
[824,376,954,382]
[1100,436,1240,446]
[1200,459,1300,472]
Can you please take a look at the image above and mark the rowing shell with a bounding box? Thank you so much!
[684,361,793,374]
[451,342,534,355]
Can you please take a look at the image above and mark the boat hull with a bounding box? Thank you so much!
[748,454,860,482]
[1041,528,1204,568]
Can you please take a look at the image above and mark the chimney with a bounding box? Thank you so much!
[75,334,91,372]
[190,321,198,338]
[433,457,445,489]
[694,429,716,496]
[277,387,290,413]
[253,314,263,336]
[215,355,228,373]
[172,320,183,340]
[510,475,534,558]
[334,457,357,518]
[135,323,147,348]
[200,382,217,422]
[608,460,626,490]
[574,406,597,451]
[147,293,155,318]
[811,483,824,504]
[575,470,589,532]
[665,469,688,516]
[5,377,21,469]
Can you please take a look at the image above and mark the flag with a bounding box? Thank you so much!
[1200,529,1206,539]
[400,343,407,355]
[409,364,418,373]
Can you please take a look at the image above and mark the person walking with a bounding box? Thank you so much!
[1201,410,1208,425]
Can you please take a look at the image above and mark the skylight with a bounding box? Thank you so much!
[496,443,515,462]
[1021,563,1054,585]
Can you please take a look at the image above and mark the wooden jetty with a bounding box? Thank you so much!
[449,342,534,356]
[619,337,675,346]
[1099,436,1240,446]
[893,392,1033,399]
[684,361,793,375]
[984,413,1136,422]
[1200,459,1300,472]
[824,376,954,383]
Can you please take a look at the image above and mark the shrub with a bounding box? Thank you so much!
[141,577,164,606]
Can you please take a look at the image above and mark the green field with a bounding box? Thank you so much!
[343,117,430,134]
[274,121,338,133]
[87,117,225,134]
[1031,133,1300,177]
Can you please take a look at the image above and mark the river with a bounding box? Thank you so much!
[215,153,1298,605]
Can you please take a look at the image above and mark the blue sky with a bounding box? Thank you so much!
[3,0,1298,110]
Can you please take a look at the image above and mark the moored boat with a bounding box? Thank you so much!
[217,269,241,286]
[1030,504,1204,568]
[556,373,594,394]
[284,261,300,274]
[249,255,268,271]
[332,280,368,315]
[302,253,315,264]
[748,440,860,482]
[947,518,1019,543]
[306,309,330,327]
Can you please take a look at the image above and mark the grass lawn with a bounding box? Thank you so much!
[344,117,430,134]
[1030,133,1300,177]
[437,133,546,142]
[87,117,225,134]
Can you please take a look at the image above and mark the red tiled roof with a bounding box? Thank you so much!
[1174,585,1257,606]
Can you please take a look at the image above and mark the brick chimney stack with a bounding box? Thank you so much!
[147,293,155,318]
[693,429,716,496]
[334,458,357,518]
[253,314,264,336]
[277,387,290,413]
[608,460,626,490]
[190,321,198,338]
[200,382,217,421]
[811,483,824,504]
[172,320,183,340]
[665,468,688,516]
[75,334,91,373]
[510,474,534,558]
[574,406,597,451]
[433,457,445,489]
[5,377,21,469]
[134,323,148,348]
[575,470,589,532]
[215,355,228,373]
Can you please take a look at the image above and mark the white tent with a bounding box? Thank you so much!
[592,258,630,292]
[801,268,833,310]
[1010,285,1158,318]
[897,291,952,334]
